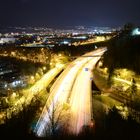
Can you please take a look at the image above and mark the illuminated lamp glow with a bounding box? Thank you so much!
[132,28,140,36]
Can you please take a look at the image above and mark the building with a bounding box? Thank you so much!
[0,37,16,44]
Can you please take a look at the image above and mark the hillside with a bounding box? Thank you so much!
[102,29,140,75]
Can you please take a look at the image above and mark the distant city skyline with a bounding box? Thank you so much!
[0,0,140,28]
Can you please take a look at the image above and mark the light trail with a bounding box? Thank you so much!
[35,58,92,136]
[34,48,106,136]
[1,65,65,122]
[69,52,105,134]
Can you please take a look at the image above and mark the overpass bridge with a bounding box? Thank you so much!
[70,55,102,58]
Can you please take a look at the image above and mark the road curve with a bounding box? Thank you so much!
[68,56,103,134]
[34,48,106,137]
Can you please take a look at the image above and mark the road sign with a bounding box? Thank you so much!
[84,68,88,71]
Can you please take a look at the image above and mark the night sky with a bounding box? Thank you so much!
[0,0,140,28]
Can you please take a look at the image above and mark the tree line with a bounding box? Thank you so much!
[101,24,140,78]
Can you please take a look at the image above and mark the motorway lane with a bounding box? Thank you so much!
[0,65,65,122]
[34,48,106,136]
[35,58,93,136]
[69,52,105,134]
[25,64,65,105]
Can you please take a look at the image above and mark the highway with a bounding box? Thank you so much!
[25,64,65,105]
[69,56,102,134]
[0,64,65,123]
[34,48,106,136]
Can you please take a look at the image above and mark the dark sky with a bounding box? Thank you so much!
[0,0,140,27]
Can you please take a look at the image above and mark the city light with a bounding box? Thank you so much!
[132,28,140,36]
[0,20,140,140]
